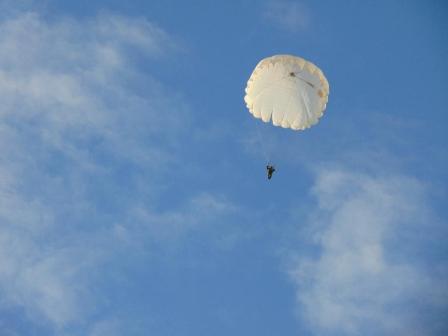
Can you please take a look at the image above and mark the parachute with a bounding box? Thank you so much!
[244,55,329,130]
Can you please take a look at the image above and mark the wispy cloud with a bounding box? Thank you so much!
[0,10,220,331]
[288,169,448,335]
[262,1,310,32]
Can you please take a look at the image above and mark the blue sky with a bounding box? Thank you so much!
[0,0,447,335]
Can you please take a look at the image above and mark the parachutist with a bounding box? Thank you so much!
[266,165,276,180]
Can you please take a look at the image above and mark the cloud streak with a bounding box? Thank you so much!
[263,1,309,32]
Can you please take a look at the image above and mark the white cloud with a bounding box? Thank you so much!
[288,169,448,335]
[0,10,199,330]
[263,1,309,32]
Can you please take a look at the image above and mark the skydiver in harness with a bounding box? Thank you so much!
[266,165,276,180]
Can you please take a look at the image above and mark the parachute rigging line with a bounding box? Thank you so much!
[255,119,270,164]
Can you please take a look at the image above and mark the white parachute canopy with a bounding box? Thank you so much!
[244,55,329,131]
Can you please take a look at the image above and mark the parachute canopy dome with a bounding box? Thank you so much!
[244,55,329,131]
